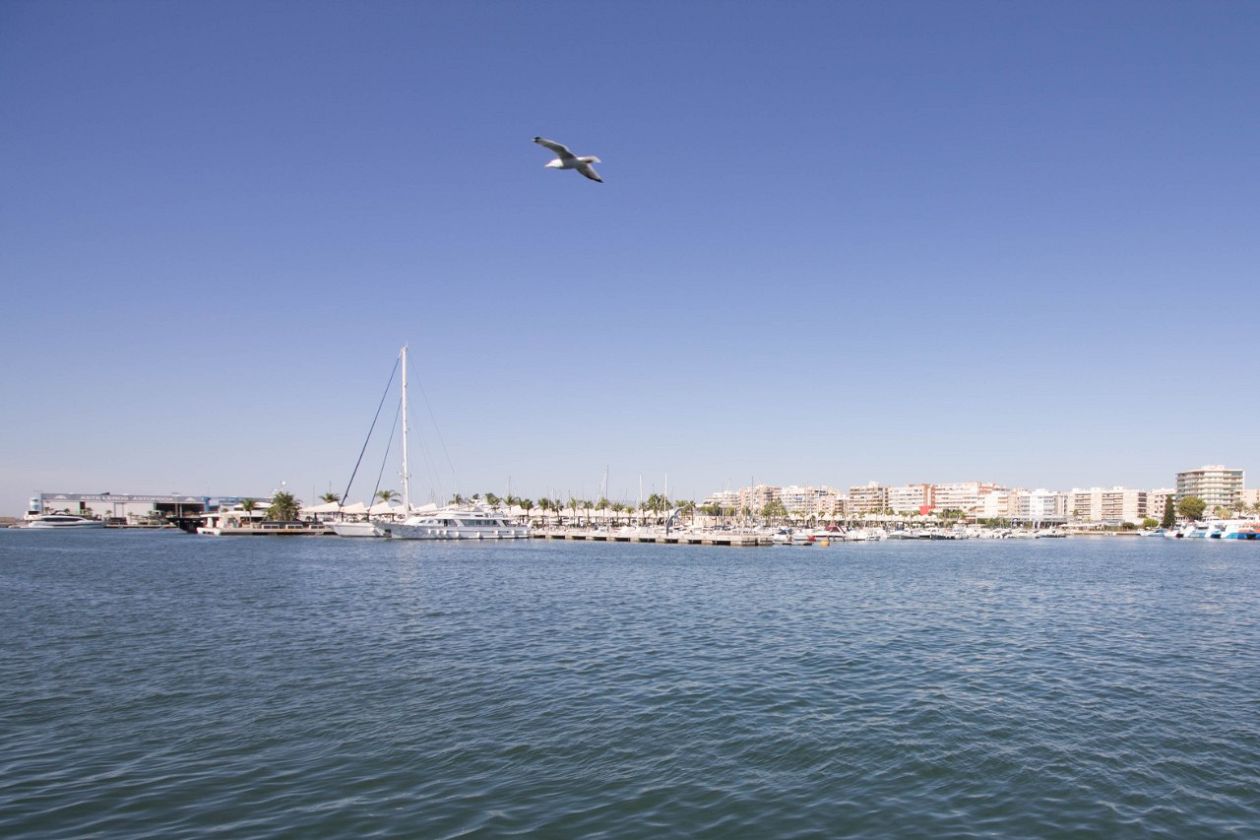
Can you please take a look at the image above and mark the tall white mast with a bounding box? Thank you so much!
[401,345,411,512]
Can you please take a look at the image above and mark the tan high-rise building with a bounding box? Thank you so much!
[888,483,933,514]
[848,482,889,515]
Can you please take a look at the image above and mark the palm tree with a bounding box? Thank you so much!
[485,492,501,511]
[240,497,257,513]
[451,493,465,506]
[520,498,534,524]
[376,489,398,504]
[268,491,299,522]
[320,492,341,504]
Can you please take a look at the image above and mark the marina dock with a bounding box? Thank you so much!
[532,529,771,546]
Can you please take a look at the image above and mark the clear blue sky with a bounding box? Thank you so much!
[2,1,1257,513]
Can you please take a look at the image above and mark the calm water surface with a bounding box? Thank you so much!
[1,531,1258,838]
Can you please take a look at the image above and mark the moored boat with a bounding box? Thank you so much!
[24,514,106,529]
[388,507,529,540]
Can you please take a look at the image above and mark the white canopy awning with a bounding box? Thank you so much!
[339,501,369,515]
[301,501,344,514]
[369,501,407,515]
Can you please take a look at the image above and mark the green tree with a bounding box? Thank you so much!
[1177,496,1206,522]
[762,499,788,522]
[268,491,300,522]
[240,498,257,515]
[1161,496,1176,529]
[519,498,534,522]
[319,491,341,504]
[1141,517,1159,530]
[484,492,500,510]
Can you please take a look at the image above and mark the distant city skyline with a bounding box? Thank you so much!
[3,2,1258,517]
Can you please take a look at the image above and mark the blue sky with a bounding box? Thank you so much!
[2,1,1257,513]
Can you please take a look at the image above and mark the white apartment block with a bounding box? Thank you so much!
[933,482,1003,513]
[888,483,933,513]
[780,485,843,518]
[1068,487,1147,524]
[1014,489,1068,522]
[976,489,1014,519]
[847,482,889,514]
[1176,465,1244,511]
[701,490,740,511]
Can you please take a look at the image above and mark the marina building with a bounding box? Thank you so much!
[1175,465,1244,511]
[29,492,246,524]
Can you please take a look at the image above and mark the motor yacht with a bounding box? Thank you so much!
[388,507,529,540]
[24,514,106,529]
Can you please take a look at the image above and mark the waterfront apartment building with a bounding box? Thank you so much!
[1067,487,1147,525]
[1147,489,1175,520]
[847,482,889,515]
[701,490,740,512]
[932,482,1005,513]
[1176,465,1244,511]
[738,484,781,515]
[782,485,845,519]
[888,484,933,514]
[1013,490,1068,523]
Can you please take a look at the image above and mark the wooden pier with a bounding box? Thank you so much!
[532,529,770,547]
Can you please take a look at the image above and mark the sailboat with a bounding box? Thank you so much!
[386,350,529,541]
[329,346,410,538]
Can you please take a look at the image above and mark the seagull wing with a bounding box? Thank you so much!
[533,136,576,161]
[577,163,603,183]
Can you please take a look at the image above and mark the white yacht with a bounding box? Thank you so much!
[389,507,529,540]
[25,514,106,529]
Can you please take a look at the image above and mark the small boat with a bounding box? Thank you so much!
[24,514,106,529]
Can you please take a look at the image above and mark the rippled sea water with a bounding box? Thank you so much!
[2,531,1258,838]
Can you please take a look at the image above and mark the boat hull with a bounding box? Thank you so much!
[329,521,386,538]
[388,523,530,540]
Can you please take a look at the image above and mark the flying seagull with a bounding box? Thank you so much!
[533,136,603,183]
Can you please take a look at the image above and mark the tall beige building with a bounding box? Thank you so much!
[1147,489,1175,520]
[1175,466,1244,511]
[848,482,889,515]
[888,483,933,513]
